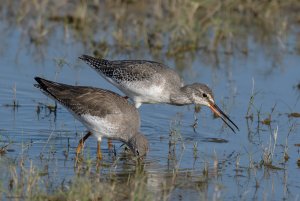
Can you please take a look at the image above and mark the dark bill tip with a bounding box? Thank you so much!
[209,102,239,133]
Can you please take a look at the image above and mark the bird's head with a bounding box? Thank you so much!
[127,133,149,158]
[187,83,239,133]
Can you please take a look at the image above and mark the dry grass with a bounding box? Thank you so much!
[1,0,299,61]
[0,157,215,201]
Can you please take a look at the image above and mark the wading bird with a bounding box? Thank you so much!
[79,55,239,133]
[34,77,149,160]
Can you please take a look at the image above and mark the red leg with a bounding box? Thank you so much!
[97,140,102,160]
[76,131,92,156]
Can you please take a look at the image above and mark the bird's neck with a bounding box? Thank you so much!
[126,132,143,149]
[169,85,193,105]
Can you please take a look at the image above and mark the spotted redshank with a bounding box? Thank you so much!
[34,77,149,159]
[79,55,239,133]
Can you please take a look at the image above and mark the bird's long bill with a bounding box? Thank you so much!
[208,101,239,133]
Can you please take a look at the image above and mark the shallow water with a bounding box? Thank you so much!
[0,2,300,200]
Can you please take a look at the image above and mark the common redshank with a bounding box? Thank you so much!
[34,77,149,159]
[79,55,239,133]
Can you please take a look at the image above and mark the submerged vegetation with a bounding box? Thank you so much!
[0,155,217,201]
[1,160,154,201]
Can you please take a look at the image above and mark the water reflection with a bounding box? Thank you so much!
[69,154,220,201]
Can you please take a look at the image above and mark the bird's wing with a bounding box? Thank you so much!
[34,77,124,117]
[79,55,168,83]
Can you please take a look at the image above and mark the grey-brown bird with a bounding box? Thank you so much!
[79,55,239,133]
[34,77,149,159]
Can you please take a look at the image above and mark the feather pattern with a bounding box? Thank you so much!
[79,55,184,106]
[34,77,141,141]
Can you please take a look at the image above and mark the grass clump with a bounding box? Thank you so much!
[44,171,153,201]
[0,158,154,201]
[259,126,286,170]
[1,0,300,60]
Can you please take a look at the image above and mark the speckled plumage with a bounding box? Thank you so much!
[79,55,239,133]
[79,55,184,108]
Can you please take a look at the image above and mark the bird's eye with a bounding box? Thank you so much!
[136,150,140,156]
[202,93,207,98]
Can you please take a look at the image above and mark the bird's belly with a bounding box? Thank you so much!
[103,75,170,103]
[122,82,170,103]
[79,114,120,140]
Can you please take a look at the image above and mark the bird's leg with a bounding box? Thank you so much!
[97,140,102,160]
[76,131,92,156]
[192,105,200,132]
[107,139,113,150]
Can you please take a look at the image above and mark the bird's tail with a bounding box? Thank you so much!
[34,77,68,101]
[79,54,111,70]
[34,77,54,94]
